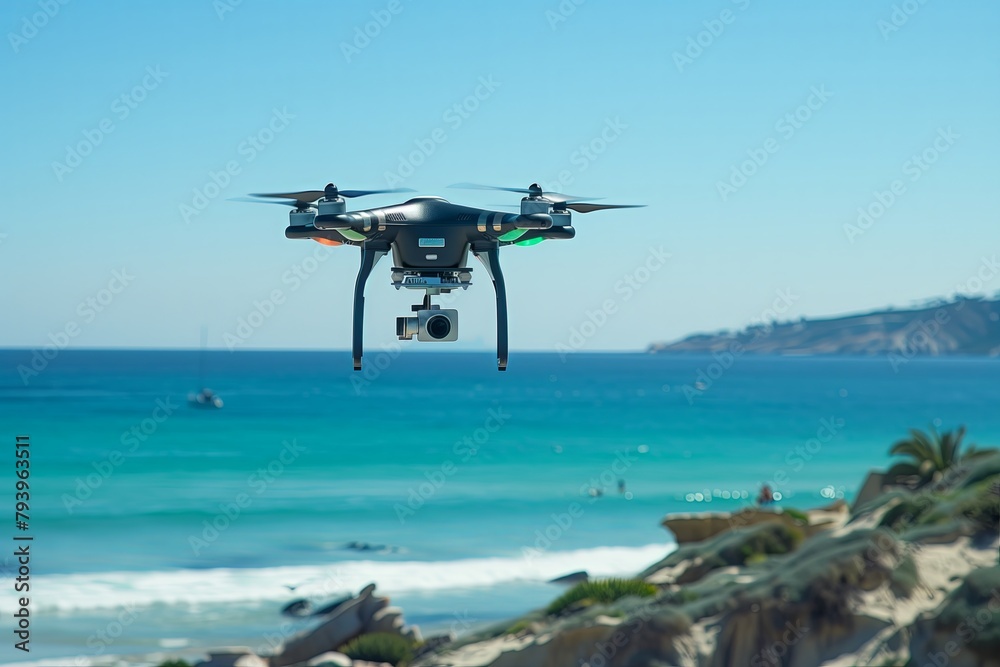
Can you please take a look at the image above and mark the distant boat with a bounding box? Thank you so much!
[189,326,223,410]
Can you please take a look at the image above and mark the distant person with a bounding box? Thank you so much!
[757,484,774,506]
[618,479,626,495]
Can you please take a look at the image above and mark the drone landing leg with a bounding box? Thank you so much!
[352,243,388,371]
[475,245,508,371]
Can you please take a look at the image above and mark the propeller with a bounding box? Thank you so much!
[487,200,645,214]
[230,196,315,209]
[449,182,595,203]
[245,183,415,205]
[558,202,646,214]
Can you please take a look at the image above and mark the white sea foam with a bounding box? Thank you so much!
[31,543,674,612]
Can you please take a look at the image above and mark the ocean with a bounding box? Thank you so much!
[1,350,998,665]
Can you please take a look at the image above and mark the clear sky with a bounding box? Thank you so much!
[1,0,998,352]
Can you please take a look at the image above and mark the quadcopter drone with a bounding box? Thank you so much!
[238,182,643,371]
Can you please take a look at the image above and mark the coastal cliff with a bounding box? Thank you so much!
[152,439,999,667]
[647,296,1000,357]
[413,452,1000,667]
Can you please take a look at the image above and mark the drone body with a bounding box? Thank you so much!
[240,183,642,371]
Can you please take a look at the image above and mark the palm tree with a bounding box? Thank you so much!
[886,426,991,488]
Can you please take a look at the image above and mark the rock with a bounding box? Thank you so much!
[853,469,889,510]
[548,571,589,585]
[311,595,352,617]
[368,606,405,634]
[304,651,352,667]
[194,648,267,667]
[282,598,313,617]
[272,584,420,667]
[413,632,455,658]
[343,541,403,554]
[661,506,835,545]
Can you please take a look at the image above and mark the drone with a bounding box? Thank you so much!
[237,182,643,371]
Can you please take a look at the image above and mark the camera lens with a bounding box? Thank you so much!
[425,314,452,340]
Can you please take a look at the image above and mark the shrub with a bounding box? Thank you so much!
[957,480,1000,534]
[781,507,810,525]
[546,578,657,616]
[727,523,803,565]
[338,632,414,666]
[156,661,190,667]
[878,497,933,531]
[889,554,920,598]
[504,618,533,635]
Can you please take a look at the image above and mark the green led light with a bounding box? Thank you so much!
[515,237,545,247]
[339,229,367,242]
[499,229,527,242]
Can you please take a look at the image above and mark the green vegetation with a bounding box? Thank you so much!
[888,553,920,598]
[338,632,415,666]
[546,578,657,616]
[156,661,190,667]
[886,426,994,488]
[877,496,933,530]
[731,522,803,564]
[876,469,999,537]
[504,618,533,635]
[781,507,810,524]
[956,480,1000,534]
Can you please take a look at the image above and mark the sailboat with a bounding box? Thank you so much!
[188,326,224,409]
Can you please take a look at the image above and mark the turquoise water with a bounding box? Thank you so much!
[1,350,999,664]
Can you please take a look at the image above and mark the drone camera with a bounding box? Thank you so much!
[397,308,459,342]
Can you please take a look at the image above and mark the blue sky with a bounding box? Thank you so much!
[1,0,998,352]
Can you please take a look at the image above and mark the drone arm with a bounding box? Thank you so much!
[352,242,390,371]
[474,243,508,371]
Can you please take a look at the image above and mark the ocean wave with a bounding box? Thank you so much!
[28,543,674,612]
